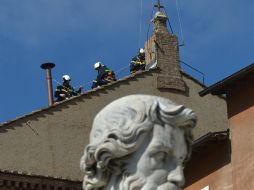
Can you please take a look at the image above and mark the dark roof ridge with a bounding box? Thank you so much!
[0,169,81,182]
[199,63,254,97]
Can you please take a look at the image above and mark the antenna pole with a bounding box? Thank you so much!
[158,0,161,11]
[154,0,164,11]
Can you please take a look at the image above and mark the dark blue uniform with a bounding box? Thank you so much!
[55,82,82,102]
[92,65,116,89]
[130,52,146,74]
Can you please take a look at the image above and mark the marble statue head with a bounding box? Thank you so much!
[80,95,197,190]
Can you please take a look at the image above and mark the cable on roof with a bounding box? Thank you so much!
[138,0,143,48]
[175,0,185,46]
[146,6,155,43]
[180,61,205,84]
[53,60,154,92]
[145,6,155,61]
[163,7,174,34]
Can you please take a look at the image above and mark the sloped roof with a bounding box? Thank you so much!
[0,69,158,127]
[199,63,254,97]
[0,68,205,127]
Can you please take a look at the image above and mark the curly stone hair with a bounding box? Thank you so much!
[80,95,197,190]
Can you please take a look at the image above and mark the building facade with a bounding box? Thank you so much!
[0,8,229,190]
[195,63,254,190]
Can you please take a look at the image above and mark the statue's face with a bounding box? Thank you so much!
[123,124,187,190]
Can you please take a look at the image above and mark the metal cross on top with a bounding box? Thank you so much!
[154,0,164,11]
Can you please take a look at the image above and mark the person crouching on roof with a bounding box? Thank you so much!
[91,62,116,89]
[54,75,83,102]
[130,48,146,74]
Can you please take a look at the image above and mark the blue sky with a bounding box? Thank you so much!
[1,0,254,123]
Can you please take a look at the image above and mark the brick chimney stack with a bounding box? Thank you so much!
[145,9,185,91]
[153,11,169,34]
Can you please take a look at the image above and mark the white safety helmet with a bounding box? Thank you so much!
[62,75,71,81]
[94,62,102,69]
[139,48,145,54]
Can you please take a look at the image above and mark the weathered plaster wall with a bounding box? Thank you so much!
[0,71,228,180]
[227,78,254,190]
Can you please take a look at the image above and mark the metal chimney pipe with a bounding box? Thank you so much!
[40,62,55,106]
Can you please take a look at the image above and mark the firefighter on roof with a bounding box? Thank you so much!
[54,75,82,102]
[91,62,116,89]
[130,48,146,74]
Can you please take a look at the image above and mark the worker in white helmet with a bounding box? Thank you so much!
[130,48,146,74]
[54,74,83,102]
[91,62,116,89]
